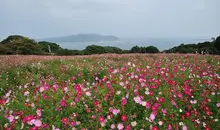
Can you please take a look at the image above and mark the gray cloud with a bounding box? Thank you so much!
[0,0,219,39]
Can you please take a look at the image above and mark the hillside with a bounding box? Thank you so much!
[38,34,120,43]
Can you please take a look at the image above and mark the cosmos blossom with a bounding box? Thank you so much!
[1,54,219,129]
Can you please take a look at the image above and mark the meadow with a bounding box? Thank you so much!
[0,54,219,130]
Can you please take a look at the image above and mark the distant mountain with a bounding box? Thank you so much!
[38,34,120,43]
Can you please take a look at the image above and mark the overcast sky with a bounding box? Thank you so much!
[0,0,219,39]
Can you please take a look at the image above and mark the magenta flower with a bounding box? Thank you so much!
[146,102,151,109]
[23,115,34,122]
[121,97,127,105]
[60,99,67,107]
[98,116,105,123]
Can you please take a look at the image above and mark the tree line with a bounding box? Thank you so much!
[0,35,220,55]
[163,37,220,55]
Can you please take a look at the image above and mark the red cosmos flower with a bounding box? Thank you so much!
[205,126,211,130]
[150,85,157,89]
[169,113,175,119]
[0,98,5,105]
[98,116,105,123]
[125,125,131,130]
[181,114,186,119]
[30,126,38,130]
[193,110,198,116]
[93,100,100,106]
[206,111,211,116]
[121,97,127,105]
[185,111,191,117]
[121,114,128,122]
[69,121,76,127]
[60,99,67,107]
[151,126,159,130]
[61,117,68,124]
[152,103,160,111]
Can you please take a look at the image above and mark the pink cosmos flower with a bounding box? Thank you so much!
[111,124,115,129]
[177,93,183,99]
[146,102,151,109]
[36,109,42,117]
[117,123,124,130]
[119,82,125,87]
[8,115,14,123]
[182,125,188,130]
[167,123,172,130]
[33,119,42,127]
[121,66,126,72]
[134,96,142,104]
[52,125,60,130]
[149,112,156,122]
[162,108,167,116]
[112,109,120,115]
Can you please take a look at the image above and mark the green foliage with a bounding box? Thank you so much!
[214,36,220,54]
[38,41,62,53]
[164,39,219,54]
[145,46,160,53]
[1,34,219,55]
[104,46,123,54]
[130,45,140,53]
[56,49,81,55]
[84,45,106,54]
[130,45,160,53]
[0,35,44,55]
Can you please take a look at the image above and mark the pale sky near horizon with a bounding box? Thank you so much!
[0,0,219,39]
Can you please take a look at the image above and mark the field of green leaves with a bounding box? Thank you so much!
[0,54,220,130]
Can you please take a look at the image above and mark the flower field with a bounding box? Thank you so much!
[0,54,220,130]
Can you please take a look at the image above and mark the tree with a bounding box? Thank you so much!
[38,41,62,53]
[0,35,44,55]
[145,46,160,53]
[214,36,220,54]
[84,45,106,54]
[130,46,140,53]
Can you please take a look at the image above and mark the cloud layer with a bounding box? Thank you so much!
[0,0,219,38]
